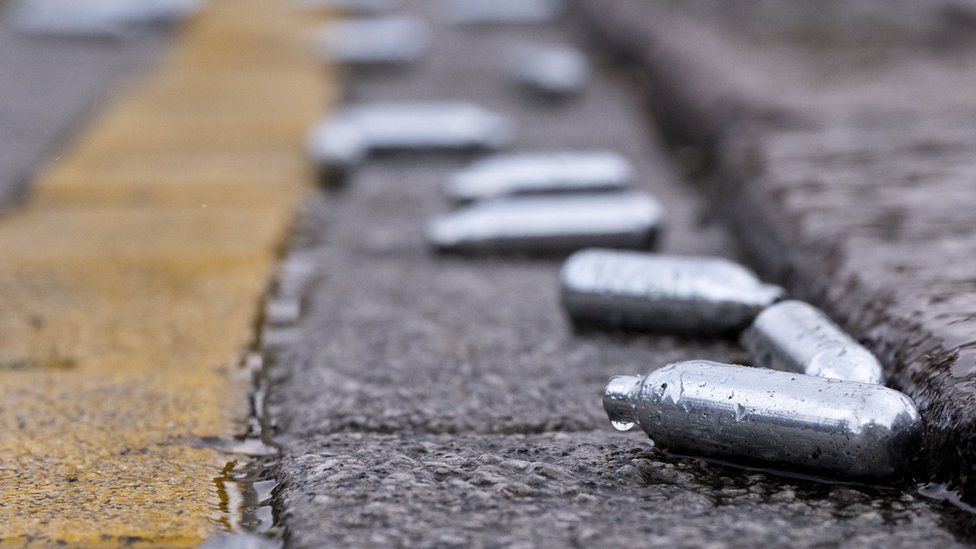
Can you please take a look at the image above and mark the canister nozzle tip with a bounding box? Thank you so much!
[603,375,642,429]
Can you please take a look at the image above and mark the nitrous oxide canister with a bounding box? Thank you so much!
[603,360,921,478]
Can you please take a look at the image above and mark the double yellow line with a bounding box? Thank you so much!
[0,0,330,544]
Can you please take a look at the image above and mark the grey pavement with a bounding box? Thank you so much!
[266,3,971,547]
[0,7,169,210]
[581,0,976,501]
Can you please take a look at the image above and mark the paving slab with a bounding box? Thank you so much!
[268,2,974,546]
[581,0,976,499]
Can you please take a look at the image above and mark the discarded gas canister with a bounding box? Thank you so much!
[265,298,302,327]
[275,252,317,299]
[293,0,397,14]
[312,16,429,66]
[603,361,922,478]
[306,121,367,183]
[444,151,632,203]
[307,102,516,182]
[445,0,563,25]
[11,0,126,38]
[560,249,783,336]
[741,300,884,384]
[426,193,663,254]
[512,44,590,97]
[11,0,201,37]
[111,0,202,24]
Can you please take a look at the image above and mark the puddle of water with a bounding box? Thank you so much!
[199,345,285,538]
[253,479,279,503]
[229,438,279,458]
[212,461,244,531]
[916,482,976,542]
[213,245,318,541]
[184,435,278,458]
[209,456,279,534]
[917,482,976,513]
[233,456,280,533]
[232,349,284,538]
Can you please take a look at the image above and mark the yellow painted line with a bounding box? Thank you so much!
[0,0,332,545]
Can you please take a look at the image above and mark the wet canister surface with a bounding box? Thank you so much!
[604,361,922,478]
[427,193,663,254]
[561,249,783,336]
[741,300,885,384]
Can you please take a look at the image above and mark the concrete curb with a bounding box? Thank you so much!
[579,0,976,496]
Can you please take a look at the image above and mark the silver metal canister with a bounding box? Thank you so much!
[603,361,922,478]
[11,0,126,38]
[560,249,783,336]
[306,120,367,183]
[294,0,397,14]
[741,300,884,384]
[511,44,590,97]
[426,193,663,254]
[312,16,430,66]
[307,102,516,181]
[445,0,564,25]
[12,0,201,37]
[443,151,632,203]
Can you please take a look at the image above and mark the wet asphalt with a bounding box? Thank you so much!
[264,3,973,547]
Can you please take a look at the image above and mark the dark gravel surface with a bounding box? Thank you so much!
[580,0,976,499]
[267,3,972,547]
[0,10,168,210]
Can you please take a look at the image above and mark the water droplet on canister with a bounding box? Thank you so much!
[611,420,636,432]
